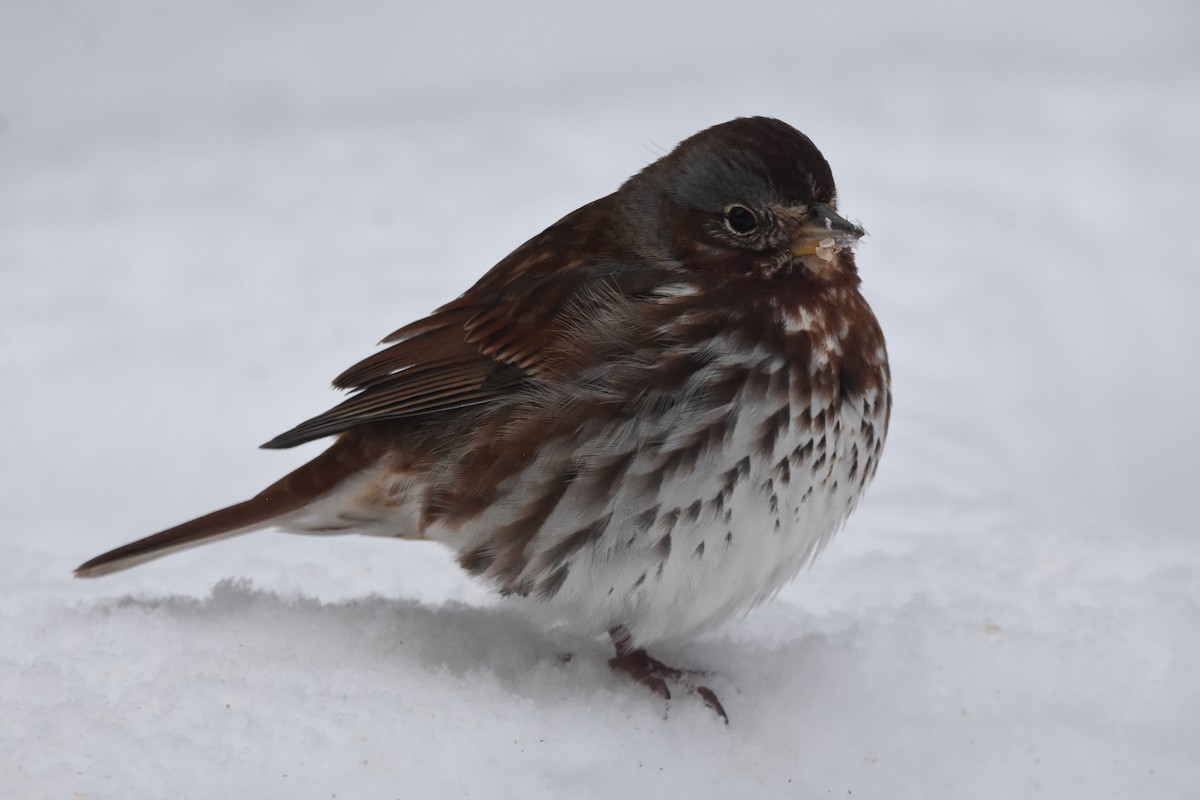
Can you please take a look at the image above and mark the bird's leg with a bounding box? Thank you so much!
[607,627,729,723]
[608,629,679,700]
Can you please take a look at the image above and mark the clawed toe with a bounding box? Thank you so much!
[694,685,729,722]
[607,649,674,700]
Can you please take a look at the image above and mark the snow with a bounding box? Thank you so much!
[2,0,1199,797]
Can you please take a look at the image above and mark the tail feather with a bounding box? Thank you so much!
[74,435,376,578]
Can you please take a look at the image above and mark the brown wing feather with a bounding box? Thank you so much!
[333,305,481,388]
[262,193,676,450]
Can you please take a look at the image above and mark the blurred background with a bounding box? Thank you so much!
[1,0,1197,796]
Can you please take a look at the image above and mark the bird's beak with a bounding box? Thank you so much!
[789,203,865,261]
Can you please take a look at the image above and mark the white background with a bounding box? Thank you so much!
[2,1,1197,797]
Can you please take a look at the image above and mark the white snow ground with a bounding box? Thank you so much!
[2,1,1198,798]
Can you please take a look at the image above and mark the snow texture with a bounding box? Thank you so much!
[2,1,1198,797]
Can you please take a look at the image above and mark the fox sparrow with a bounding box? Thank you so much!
[77,117,891,721]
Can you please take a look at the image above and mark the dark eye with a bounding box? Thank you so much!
[724,204,758,235]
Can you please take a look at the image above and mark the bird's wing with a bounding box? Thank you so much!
[261,194,676,449]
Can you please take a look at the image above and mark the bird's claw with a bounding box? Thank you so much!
[608,646,729,724]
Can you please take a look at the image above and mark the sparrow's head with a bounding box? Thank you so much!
[646,117,864,283]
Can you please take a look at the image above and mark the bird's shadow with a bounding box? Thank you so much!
[84,579,740,706]
[81,578,863,726]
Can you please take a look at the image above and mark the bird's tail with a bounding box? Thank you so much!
[74,435,376,578]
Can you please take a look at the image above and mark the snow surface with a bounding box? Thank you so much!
[2,1,1199,797]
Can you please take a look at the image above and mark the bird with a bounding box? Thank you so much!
[76,117,891,721]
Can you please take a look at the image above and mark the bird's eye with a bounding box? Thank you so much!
[724,204,758,235]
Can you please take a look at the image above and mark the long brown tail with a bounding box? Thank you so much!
[74,435,375,578]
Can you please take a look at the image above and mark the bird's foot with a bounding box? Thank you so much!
[608,631,728,723]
